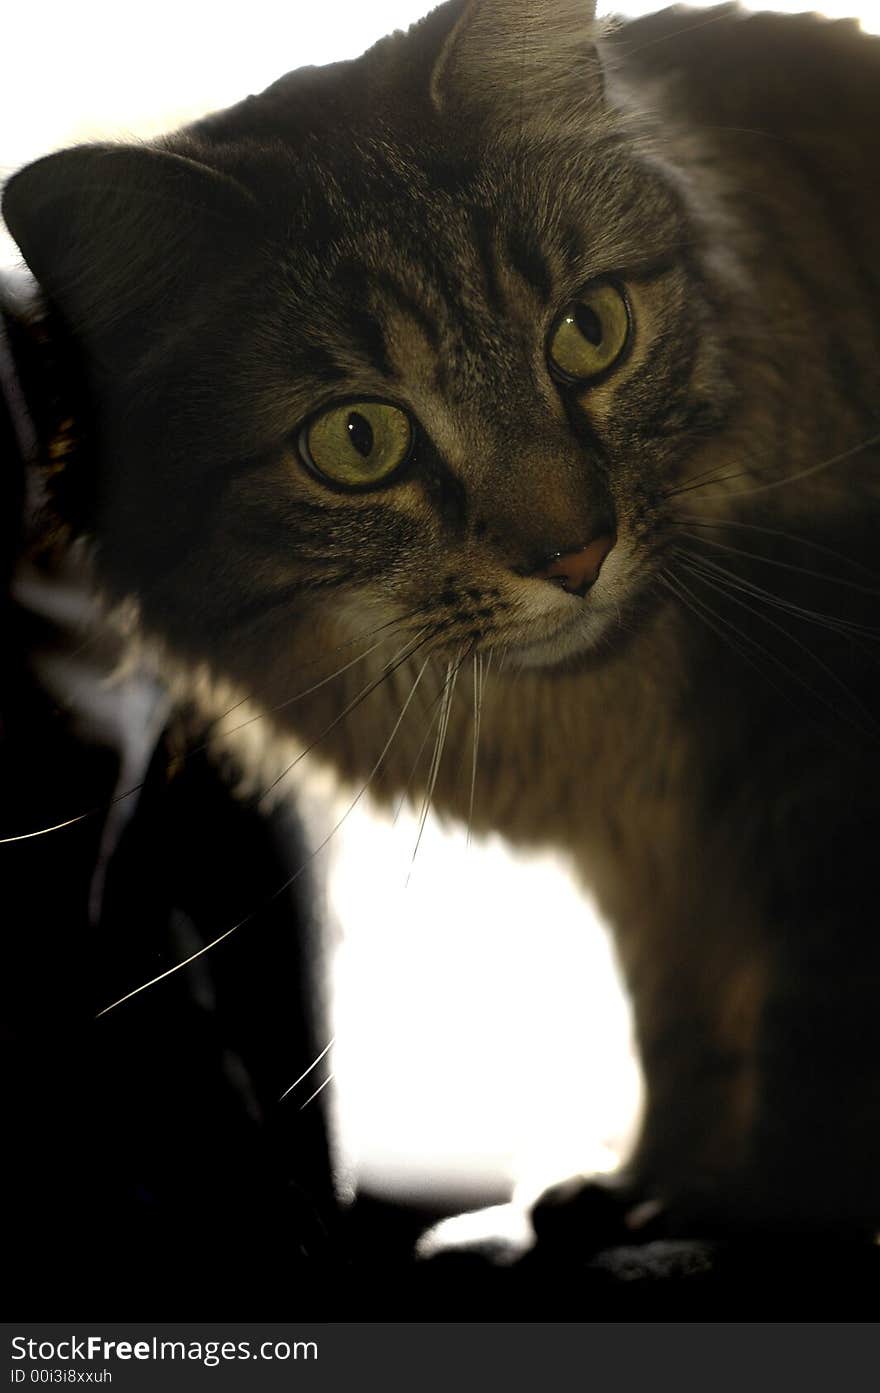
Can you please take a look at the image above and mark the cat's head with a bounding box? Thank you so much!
[3,0,740,690]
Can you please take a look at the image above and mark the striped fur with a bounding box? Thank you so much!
[4,1,880,1236]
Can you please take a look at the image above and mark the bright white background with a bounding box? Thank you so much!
[3,1,877,1209]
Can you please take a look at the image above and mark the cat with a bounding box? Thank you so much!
[3,0,880,1258]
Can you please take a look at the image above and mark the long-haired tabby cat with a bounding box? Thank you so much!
[3,0,879,1257]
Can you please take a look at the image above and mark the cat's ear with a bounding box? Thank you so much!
[2,143,260,369]
[429,0,603,127]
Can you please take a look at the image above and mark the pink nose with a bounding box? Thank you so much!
[540,534,616,596]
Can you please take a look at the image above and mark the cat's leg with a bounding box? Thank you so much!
[532,914,769,1250]
[719,763,880,1236]
[534,787,880,1246]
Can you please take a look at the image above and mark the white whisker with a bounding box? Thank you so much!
[658,566,802,718]
[96,653,432,1017]
[725,430,880,499]
[279,1036,336,1101]
[1,812,91,844]
[299,1072,334,1112]
[668,430,880,505]
[391,688,445,827]
[258,626,431,804]
[407,650,462,883]
[0,612,421,847]
[677,545,880,643]
[95,917,249,1018]
[467,650,484,848]
[674,551,879,740]
[673,514,880,584]
[217,628,410,741]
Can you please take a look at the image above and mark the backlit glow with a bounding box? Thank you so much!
[3,0,876,1210]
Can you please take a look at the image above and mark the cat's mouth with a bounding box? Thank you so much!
[499,535,637,669]
[502,599,620,668]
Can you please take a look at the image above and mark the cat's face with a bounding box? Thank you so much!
[220,148,728,675]
[3,0,739,684]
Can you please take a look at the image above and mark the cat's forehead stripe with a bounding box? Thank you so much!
[371,270,442,353]
[504,226,556,304]
[282,140,694,409]
[319,245,519,389]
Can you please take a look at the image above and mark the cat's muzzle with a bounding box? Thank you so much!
[534,534,617,598]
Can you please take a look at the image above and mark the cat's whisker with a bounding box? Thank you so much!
[407,648,464,883]
[391,706,439,828]
[675,545,880,643]
[673,550,880,741]
[407,662,455,881]
[391,656,466,826]
[257,625,433,805]
[672,514,880,584]
[298,1072,334,1113]
[95,912,253,1018]
[658,566,813,723]
[279,1035,336,1101]
[214,626,410,741]
[467,650,484,849]
[618,8,753,63]
[96,652,433,1017]
[728,429,880,499]
[666,458,747,494]
[179,605,429,760]
[0,612,423,846]
[0,811,93,844]
[674,553,866,734]
[663,467,751,499]
[667,428,880,505]
[675,528,880,602]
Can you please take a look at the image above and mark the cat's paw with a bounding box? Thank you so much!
[530,1173,666,1255]
[416,1200,535,1266]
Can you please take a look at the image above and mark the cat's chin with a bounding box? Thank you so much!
[500,601,622,671]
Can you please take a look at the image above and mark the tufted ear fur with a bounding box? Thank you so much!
[429,0,603,130]
[2,144,260,373]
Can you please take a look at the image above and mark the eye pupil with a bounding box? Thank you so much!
[301,400,412,488]
[547,283,629,384]
[347,411,374,457]
[574,303,603,346]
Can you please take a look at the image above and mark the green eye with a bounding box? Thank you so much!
[300,400,414,488]
[547,281,631,384]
